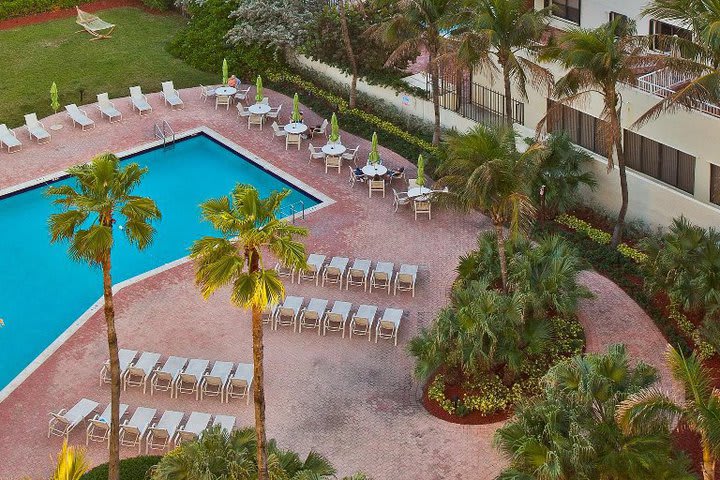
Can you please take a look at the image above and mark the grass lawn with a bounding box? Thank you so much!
[0,7,217,127]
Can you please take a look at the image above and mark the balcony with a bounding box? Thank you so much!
[635,67,720,118]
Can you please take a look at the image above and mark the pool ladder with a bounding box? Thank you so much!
[283,200,306,224]
[154,120,175,147]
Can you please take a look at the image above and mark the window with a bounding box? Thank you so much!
[711,164,720,205]
[624,130,696,193]
[547,100,607,156]
[649,19,692,52]
[544,0,580,24]
[609,11,628,25]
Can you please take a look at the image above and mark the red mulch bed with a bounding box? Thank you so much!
[674,423,719,479]
[421,372,510,425]
[0,0,158,30]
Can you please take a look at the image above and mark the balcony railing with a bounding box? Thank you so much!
[635,67,720,118]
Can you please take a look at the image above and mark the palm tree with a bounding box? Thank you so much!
[373,0,461,145]
[190,184,308,480]
[47,154,161,480]
[435,123,542,290]
[51,440,89,480]
[617,345,720,480]
[453,0,552,125]
[338,0,360,108]
[539,18,655,247]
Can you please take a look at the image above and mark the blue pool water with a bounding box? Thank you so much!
[0,133,320,393]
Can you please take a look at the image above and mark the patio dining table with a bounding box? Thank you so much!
[362,164,387,177]
[215,86,237,97]
[322,144,346,156]
[407,186,433,198]
[284,122,308,135]
[249,103,272,115]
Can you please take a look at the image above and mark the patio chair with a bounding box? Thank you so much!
[65,104,95,130]
[376,308,403,346]
[0,124,22,153]
[200,361,234,401]
[119,407,157,454]
[261,303,278,326]
[237,103,251,120]
[226,363,253,404]
[395,264,419,297]
[213,415,236,433]
[286,133,302,150]
[248,113,264,129]
[322,256,349,288]
[271,121,287,141]
[274,260,294,283]
[123,351,161,393]
[297,253,325,285]
[348,166,366,187]
[323,301,353,337]
[325,155,342,174]
[273,295,304,330]
[346,259,371,291]
[100,348,137,385]
[24,113,51,144]
[298,298,329,334]
[370,262,394,294]
[96,93,122,123]
[260,97,270,105]
[146,410,184,453]
[174,412,211,445]
[150,356,188,397]
[414,198,432,220]
[161,81,184,109]
[86,403,129,446]
[393,189,411,212]
[176,358,210,400]
[234,86,251,104]
[350,304,378,340]
[48,398,99,439]
[408,178,418,189]
[368,178,385,198]
[387,167,406,185]
[266,104,282,120]
[129,86,152,115]
[200,84,216,102]
[310,118,328,138]
[308,143,325,165]
[215,94,231,110]
[341,146,360,166]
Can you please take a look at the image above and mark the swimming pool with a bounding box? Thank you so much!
[0,131,324,396]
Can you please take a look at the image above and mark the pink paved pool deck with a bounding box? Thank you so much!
[0,87,679,479]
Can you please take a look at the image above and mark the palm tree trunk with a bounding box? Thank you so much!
[494,222,509,291]
[609,95,627,247]
[702,440,716,480]
[338,0,358,108]
[249,251,269,480]
[501,59,514,126]
[101,253,121,480]
[429,50,442,146]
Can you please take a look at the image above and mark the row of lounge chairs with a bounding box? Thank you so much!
[48,397,236,453]
[275,254,420,296]
[100,349,253,403]
[264,296,404,345]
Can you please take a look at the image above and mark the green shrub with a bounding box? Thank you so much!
[0,0,92,20]
[139,0,174,10]
[82,456,161,480]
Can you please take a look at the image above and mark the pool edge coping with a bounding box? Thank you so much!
[0,126,335,404]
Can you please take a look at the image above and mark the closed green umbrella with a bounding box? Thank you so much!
[222,58,228,85]
[416,154,425,186]
[368,132,380,165]
[50,82,60,113]
[329,112,339,142]
[292,93,301,122]
[255,75,263,103]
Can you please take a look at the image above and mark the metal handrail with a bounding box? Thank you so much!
[282,200,306,223]
[153,121,176,147]
[162,120,175,144]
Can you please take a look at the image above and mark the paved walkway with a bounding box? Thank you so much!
[0,87,678,478]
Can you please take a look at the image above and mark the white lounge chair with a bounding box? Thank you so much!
[146,410,184,453]
[376,308,403,346]
[65,104,95,130]
[323,301,353,337]
[226,363,253,404]
[370,262,394,294]
[346,259,371,291]
[100,348,137,385]
[213,414,236,433]
[322,257,349,288]
[274,260,294,282]
[261,303,277,326]
[24,114,51,144]
[48,398,99,439]
[297,254,325,285]
[174,412,211,445]
[176,358,210,400]
[298,298,329,334]
[161,81,184,109]
[0,124,22,153]
[150,356,188,397]
[271,121,288,141]
[394,264,419,297]
[129,86,152,115]
[96,93,122,122]
[86,403,129,445]
[308,143,325,165]
[200,361,234,401]
[120,407,157,453]
[350,305,378,340]
[123,351,161,393]
[273,295,304,330]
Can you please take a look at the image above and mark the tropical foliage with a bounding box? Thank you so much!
[51,440,88,480]
[495,344,695,480]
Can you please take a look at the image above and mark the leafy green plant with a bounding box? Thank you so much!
[0,0,93,20]
[81,456,161,480]
[557,213,649,263]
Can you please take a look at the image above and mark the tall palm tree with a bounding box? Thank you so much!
[539,18,655,247]
[190,184,308,480]
[47,154,161,480]
[435,123,542,290]
[453,0,552,125]
[373,0,461,145]
[338,0,360,108]
[617,345,720,480]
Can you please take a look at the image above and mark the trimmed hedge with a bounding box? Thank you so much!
[0,0,171,20]
[82,455,161,480]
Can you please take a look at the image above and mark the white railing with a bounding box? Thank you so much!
[636,67,720,118]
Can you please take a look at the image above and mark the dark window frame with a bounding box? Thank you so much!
[710,164,720,205]
[649,19,692,52]
[544,0,581,24]
[624,129,696,194]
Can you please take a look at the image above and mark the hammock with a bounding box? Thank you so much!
[75,7,115,40]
